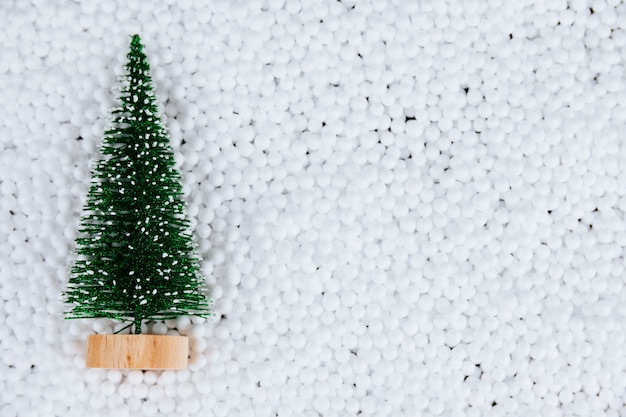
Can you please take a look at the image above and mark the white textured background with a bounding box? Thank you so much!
[1,0,626,416]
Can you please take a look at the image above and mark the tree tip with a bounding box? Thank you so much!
[130,34,142,46]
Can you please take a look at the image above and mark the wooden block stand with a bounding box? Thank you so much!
[86,334,189,369]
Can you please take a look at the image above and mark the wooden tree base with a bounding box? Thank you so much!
[86,334,189,369]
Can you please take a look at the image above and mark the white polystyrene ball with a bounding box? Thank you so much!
[158,397,176,414]
[152,322,168,335]
[127,370,143,385]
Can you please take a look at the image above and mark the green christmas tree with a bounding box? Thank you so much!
[64,34,211,334]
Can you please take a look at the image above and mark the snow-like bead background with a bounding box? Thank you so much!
[2,0,626,416]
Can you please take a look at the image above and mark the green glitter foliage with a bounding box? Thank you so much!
[64,35,211,334]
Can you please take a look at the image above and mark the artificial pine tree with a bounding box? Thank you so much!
[64,35,211,368]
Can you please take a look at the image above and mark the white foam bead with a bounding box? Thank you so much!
[157,371,176,387]
[127,370,143,385]
[92,319,113,334]
[88,393,106,409]
[142,371,157,386]
[139,400,158,416]
[107,370,122,384]
[208,248,226,265]
[118,383,133,399]
[157,397,176,415]
[133,384,148,399]
[101,381,115,396]
[176,381,195,399]
[174,316,191,333]
[151,322,168,335]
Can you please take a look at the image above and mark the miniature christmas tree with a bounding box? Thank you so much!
[64,34,211,337]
